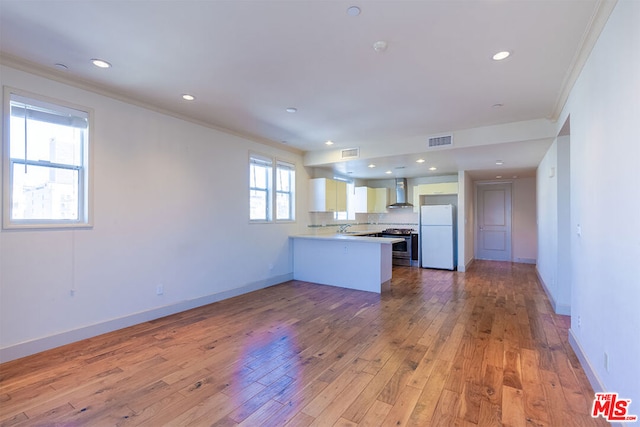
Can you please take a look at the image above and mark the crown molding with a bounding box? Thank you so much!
[550,0,618,122]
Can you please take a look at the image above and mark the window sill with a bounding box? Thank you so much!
[2,221,93,231]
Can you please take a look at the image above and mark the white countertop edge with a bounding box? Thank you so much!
[290,234,405,244]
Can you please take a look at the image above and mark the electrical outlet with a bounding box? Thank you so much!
[604,352,609,372]
[577,315,581,328]
[156,284,164,295]
[268,263,274,271]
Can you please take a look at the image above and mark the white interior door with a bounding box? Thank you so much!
[476,183,512,261]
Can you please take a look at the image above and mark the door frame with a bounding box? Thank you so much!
[474,181,513,261]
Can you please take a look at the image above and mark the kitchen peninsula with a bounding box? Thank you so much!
[290,234,404,293]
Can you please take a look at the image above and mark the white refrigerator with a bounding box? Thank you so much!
[420,204,456,270]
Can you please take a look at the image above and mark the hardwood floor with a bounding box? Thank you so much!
[0,261,606,426]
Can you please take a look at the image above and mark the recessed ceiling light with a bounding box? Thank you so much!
[373,41,388,52]
[182,94,195,101]
[429,167,437,171]
[416,159,425,163]
[91,58,111,68]
[54,63,68,70]
[286,107,297,113]
[325,140,334,146]
[496,175,503,179]
[385,170,393,174]
[496,160,504,165]
[347,6,361,16]
[492,51,510,61]
[512,175,518,179]
[492,103,504,108]
[368,164,376,168]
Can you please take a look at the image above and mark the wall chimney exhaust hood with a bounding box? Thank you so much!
[388,178,413,209]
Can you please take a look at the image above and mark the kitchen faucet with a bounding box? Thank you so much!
[338,224,352,233]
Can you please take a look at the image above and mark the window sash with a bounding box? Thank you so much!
[9,114,86,167]
[10,160,82,221]
[249,189,269,221]
[249,155,272,221]
[276,161,295,221]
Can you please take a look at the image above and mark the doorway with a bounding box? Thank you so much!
[475,183,512,261]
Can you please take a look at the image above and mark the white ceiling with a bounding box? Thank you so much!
[0,0,608,179]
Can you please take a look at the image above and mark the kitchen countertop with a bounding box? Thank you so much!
[291,234,404,244]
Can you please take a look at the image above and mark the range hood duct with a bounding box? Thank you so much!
[388,178,413,209]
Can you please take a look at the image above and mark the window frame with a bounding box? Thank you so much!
[249,152,296,224]
[249,153,273,222]
[333,176,355,221]
[2,87,93,230]
[275,159,295,222]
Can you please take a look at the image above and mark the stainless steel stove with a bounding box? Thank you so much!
[379,228,418,266]
[380,228,414,236]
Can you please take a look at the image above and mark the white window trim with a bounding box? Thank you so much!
[248,152,297,224]
[2,86,94,230]
[275,158,296,223]
[249,152,273,223]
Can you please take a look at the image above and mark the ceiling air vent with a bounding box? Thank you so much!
[341,147,359,159]
[427,135,453,148]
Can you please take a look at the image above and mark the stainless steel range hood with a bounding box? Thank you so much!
[387,178,413,209]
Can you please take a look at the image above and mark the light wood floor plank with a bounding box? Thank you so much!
[0,261,607,426]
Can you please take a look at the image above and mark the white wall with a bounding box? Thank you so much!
[512,177,537,263]
[0,65,310,361]
[556,134,571,314]
[457,170,475,271]
[553,0,640,402]
[537,140,570,314]
[536,139,556,289]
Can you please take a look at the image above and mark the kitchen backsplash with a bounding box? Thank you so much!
[308,210,419,234]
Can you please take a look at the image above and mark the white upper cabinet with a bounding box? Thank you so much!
[354,187,389,213]
[309,178,347,212]
[412,182,459,211]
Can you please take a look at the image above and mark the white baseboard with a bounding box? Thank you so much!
[568,327,623,427]
[514,257,537,264]
[567,330,629,426]
[465,258,474,270]
[457,257,474,272]
[535,267,571,315]
[0,273,292,363]
[568,328,606,394]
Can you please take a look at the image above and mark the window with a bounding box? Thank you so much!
[3,89,92,229]
[249,155,272,221]
[276,160,295,221]
[249,153,296,222]
[334,178,355,221]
